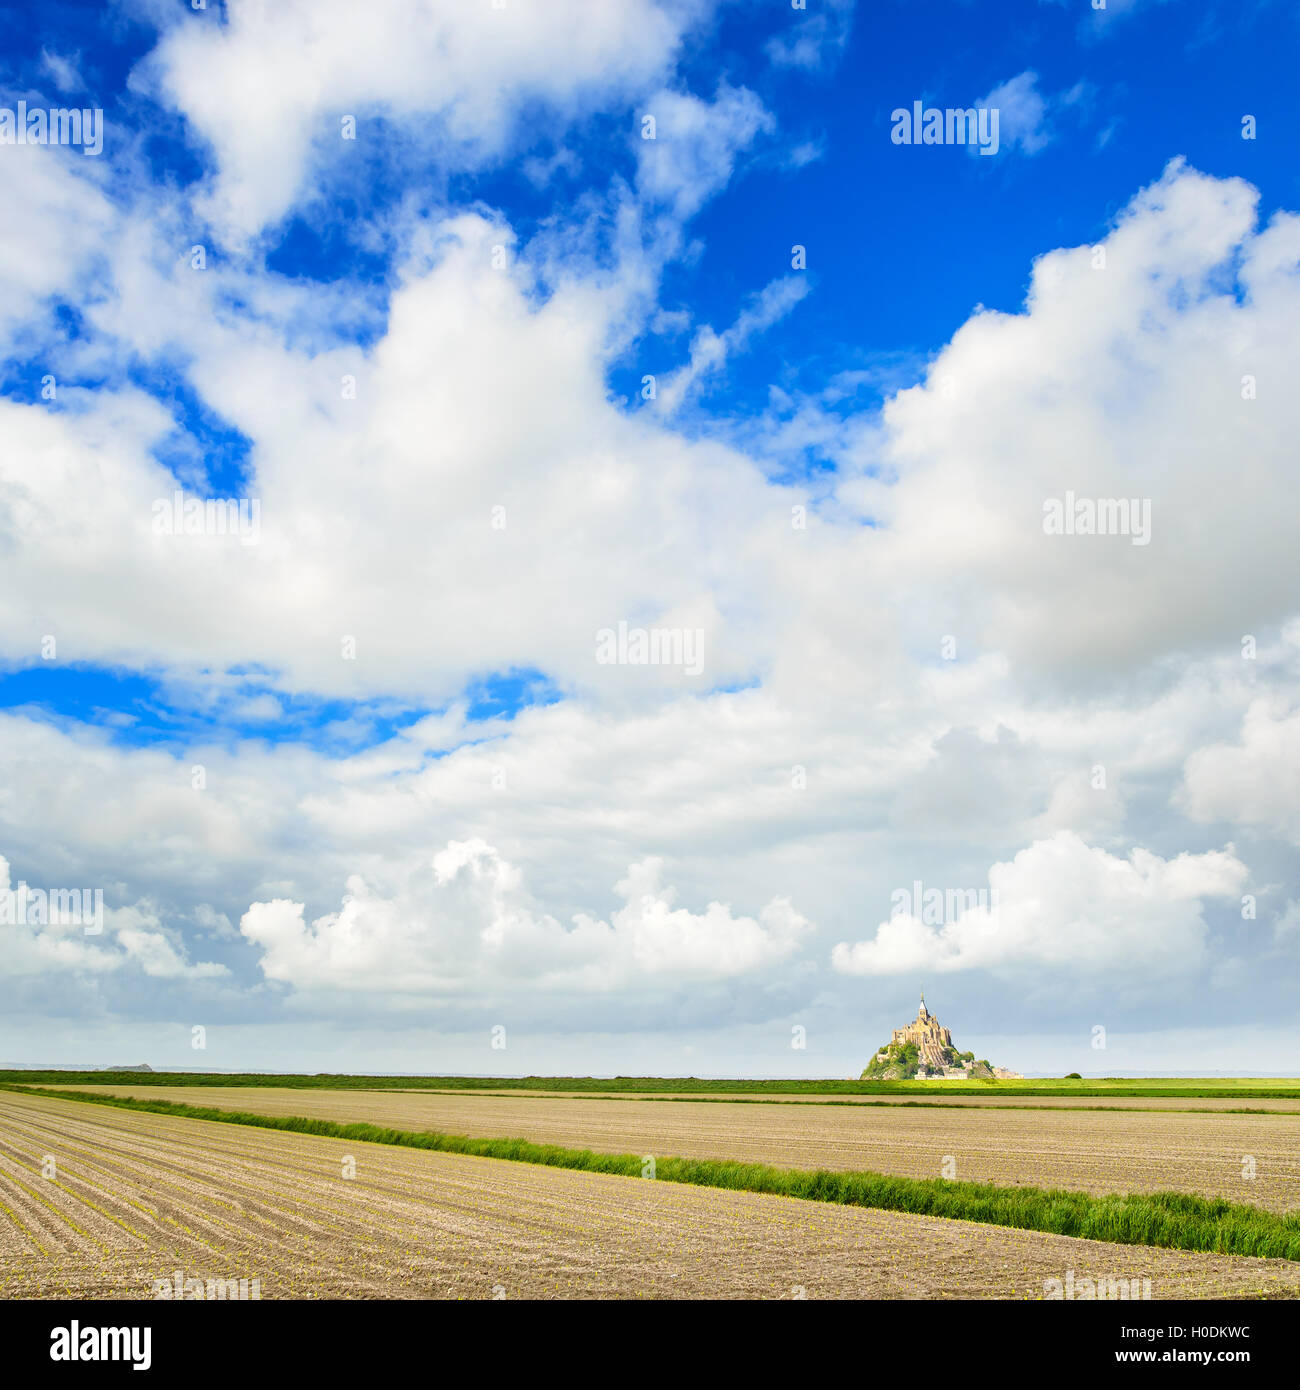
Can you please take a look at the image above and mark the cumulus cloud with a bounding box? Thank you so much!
[830,831,1247,977]
[0,208,793,704]
[0,148,113,340]
[0,854,226,981]
[861,160,1300,682]
[1178,699,1300,845]
[140,0,712,242]
[5,157,1293,718]
[240,839,811,1000]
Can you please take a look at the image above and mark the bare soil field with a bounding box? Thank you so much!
[60,1084,1300,1214]
[1,1090,1297,1300]
[384,1088,1300,1112]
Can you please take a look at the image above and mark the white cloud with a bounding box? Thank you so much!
[864,161,1300,681]
[7,149,1291,721]
[241,839,811,999]
[635,82,773,220]
[831,831,1247,977]
[657,274,809,413]
[140,0,715,242]
[110,905,228,980]
[0,149,113,340]
[39,48,85,94]
[1274,900,1300,940]
[1178,699,1300,845]
[975,70,1051,155]
[2,86,1299,1058]
[0,207,797,704]
[764,0,855,71]
[0,854,226,981]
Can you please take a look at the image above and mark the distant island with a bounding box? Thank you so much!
[862,995,1022,1080]
[107,1063,154,1072]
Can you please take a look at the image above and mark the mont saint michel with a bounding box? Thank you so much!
[862,995,1023,1080]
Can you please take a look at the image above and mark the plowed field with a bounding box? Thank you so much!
[62,1085,1300,1214]
[2,1090,1298,1300]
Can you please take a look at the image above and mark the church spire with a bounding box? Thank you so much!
[918,989,928,1018]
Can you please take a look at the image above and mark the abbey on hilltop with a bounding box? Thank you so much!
[861,993,1022,1080]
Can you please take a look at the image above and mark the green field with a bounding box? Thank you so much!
[5,1070,1300,1099]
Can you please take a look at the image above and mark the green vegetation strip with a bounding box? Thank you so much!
[11,1077,1300,1118]
[6,1069,1300,1100]
[9,1082,1300,1263]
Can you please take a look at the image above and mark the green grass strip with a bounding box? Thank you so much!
[9,1082,1300,1263]
[6,1068,1300,1099]
[15,1073,1300,1118]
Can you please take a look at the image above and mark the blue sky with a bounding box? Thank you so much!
[4,0,1294,743]
[1,0,1298,1073]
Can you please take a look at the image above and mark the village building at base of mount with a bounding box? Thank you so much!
[861,995,1023,1080]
